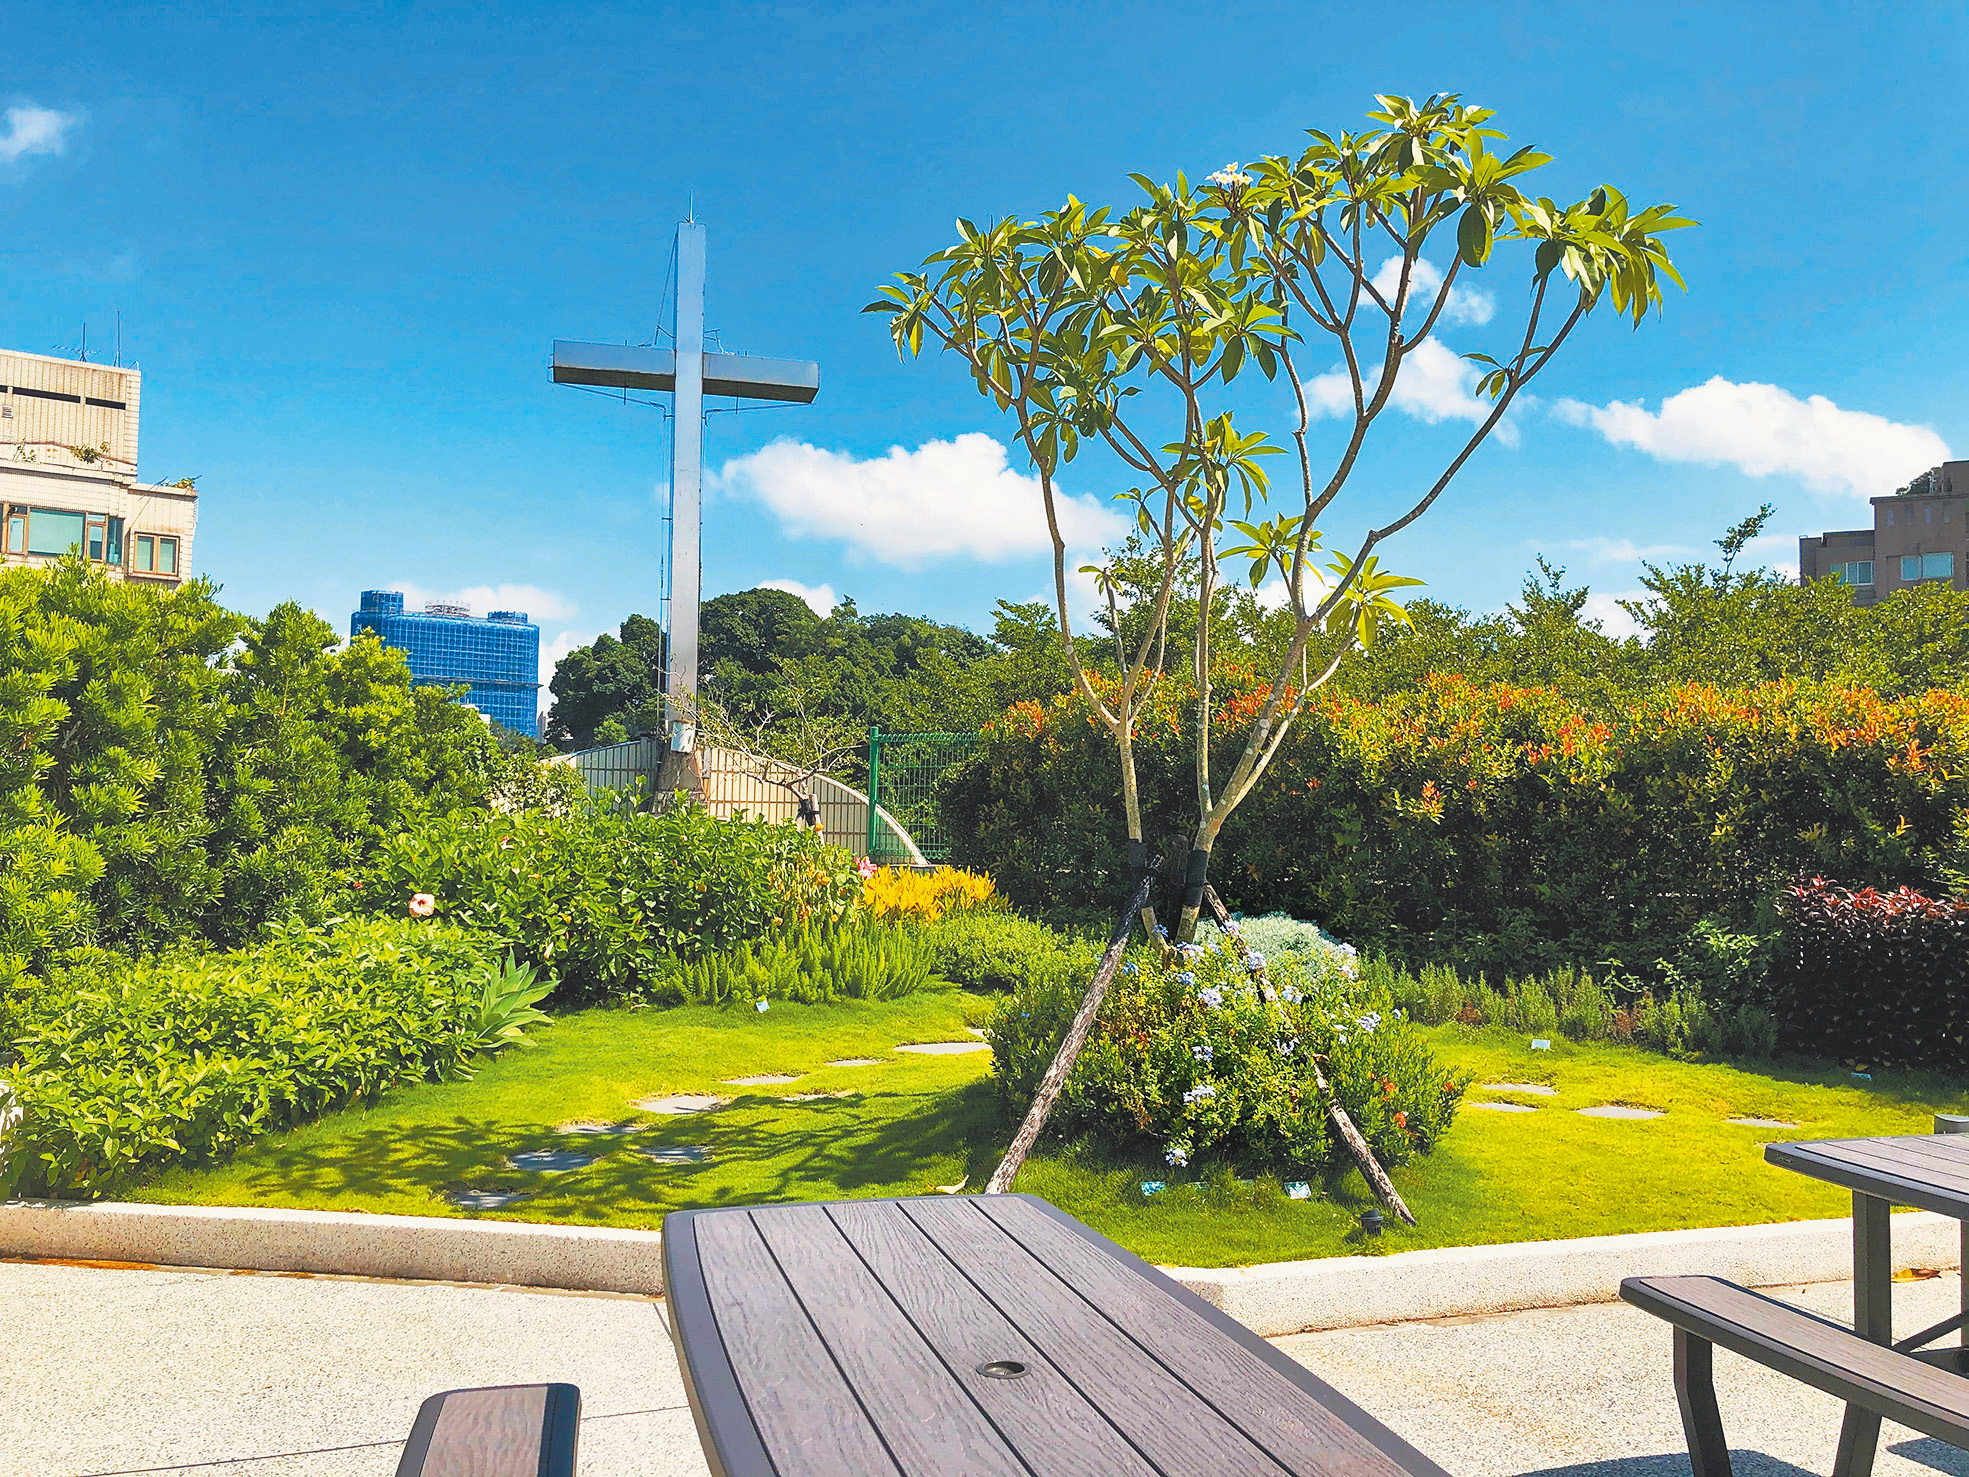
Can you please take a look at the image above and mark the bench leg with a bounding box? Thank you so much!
[1833,1408,1881,1477]
[1673,1329,1733,1477]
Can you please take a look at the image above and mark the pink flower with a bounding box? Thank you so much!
[408,893,436,917]
[856,857,878,880]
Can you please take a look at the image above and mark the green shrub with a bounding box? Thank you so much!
[924,910,1096,992]
[986,936,1463,1178]
[1196,913,1361,985]
[1554,967,1617,1042]
[671,920,936,1006]
[1501,976,1559,1037]
[357,801,860,1002]
[2,919,509,1198]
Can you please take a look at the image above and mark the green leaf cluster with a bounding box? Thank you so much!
[3,918,506,1198]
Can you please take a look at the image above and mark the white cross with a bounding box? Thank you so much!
[552,222,819,745]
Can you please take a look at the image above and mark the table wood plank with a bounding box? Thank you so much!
[750,1203,1029,1477]
[694,1209,903,1477]
[1802,1141,1969,1196]
[1767,1139,1969,1218]
[901,1196,1292,1477]
[827,1199,1160,1477]
[978,1195,1431,1477]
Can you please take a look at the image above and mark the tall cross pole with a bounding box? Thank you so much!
[552,221,819,774]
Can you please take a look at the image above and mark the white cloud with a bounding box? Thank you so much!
[0,104,78,167]
[538,627,602,695]
[758,578,838,617]
[390,582,578,623]
[1369,255,1495,328]
[1553,378,1951,500]
[1306,338,1518,446]
[714,433,1128,568]
[1252,564,1335,613]
[1564,535,1697,566]
[1581,591,1642,640]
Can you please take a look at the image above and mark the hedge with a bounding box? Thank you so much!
[1768,876,1969,1070]
[941,674,1969,976]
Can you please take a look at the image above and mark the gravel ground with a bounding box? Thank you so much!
[4,1258,1966,1476]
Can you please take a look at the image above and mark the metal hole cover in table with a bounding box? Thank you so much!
[975,1360,1029,1380]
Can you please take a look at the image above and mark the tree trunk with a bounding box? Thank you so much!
[985,861,1161,1195]
[1199,884,1416,1226]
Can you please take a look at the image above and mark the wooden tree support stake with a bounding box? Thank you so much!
[1201,885,1416,1226]
[985,860,1162,1196]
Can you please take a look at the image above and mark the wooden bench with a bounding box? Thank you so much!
[396,1382,580,1477]
[1621,1275,1969,1477]
[666,1192,1451,1477]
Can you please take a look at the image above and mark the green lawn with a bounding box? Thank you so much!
[131,991,1969,1268]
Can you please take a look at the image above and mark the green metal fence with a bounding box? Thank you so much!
[865,728,985,866]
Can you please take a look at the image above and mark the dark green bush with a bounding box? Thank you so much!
[356,801,860,1002]
[987,938,1462,1177]
[2,919,508,1198]
[1768,877,1969,1069]
[0,562,566,973]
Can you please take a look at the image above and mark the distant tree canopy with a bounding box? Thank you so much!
[542,587,1065,756]
[544,523,1969,765]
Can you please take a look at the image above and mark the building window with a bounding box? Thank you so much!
[1886,508,1896,526]
[1900,552,1955,583]
[1830,561,1874,587]
[132,533,180,576]
[25,508,85,557]
[4,510,24,555]
[1926,506,1934,525]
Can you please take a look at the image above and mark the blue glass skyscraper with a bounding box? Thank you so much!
[351,590,541,737]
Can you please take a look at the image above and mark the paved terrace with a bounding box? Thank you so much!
[5,1258,1969,1477]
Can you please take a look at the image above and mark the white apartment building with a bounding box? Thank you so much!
[0,349,197,583]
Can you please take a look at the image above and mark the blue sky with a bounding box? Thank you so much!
[5,2,1963,697]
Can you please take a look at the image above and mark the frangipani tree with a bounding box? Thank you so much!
[871,93,1693,940]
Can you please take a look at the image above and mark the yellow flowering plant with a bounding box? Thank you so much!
[860,865,996,923]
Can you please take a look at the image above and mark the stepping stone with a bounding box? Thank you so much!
[637,1145,712,1165]
[445,1189,532,1210]
[827,1058,883,1068]
[1482,1082,1556,1096]
[1467,1101,1539,1113]
[1577,1105,1663,1120]
[1729,1116,1798,1128]
[558,1120,644,1136]
[722,1074,800,1086]
[894,1041,990,1055]
[966,1027,989,1038]
[634,1094,726,1115]
[509,1149,596,1173]
[789,1090,858,1101]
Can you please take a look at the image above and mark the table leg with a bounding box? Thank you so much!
[1853,1192,1892,1344]
[1835,1192,1892,1477]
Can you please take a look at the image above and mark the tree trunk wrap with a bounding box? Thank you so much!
[1199,885,1416,1226]
[1127,838,1159,942]
[985,860,1162,1196]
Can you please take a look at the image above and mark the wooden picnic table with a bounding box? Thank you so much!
[663,1193,1450,1477]
[1764,1132,1969,1473]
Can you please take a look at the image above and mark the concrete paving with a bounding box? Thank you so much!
[1281,1272,1969,1477]
[0,1259,710,1477]
[7,1257,1969,1477]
